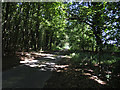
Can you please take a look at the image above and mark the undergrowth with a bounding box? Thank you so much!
[70,52,120,88]
[71,52,120,65]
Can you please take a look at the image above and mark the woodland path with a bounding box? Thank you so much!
[2,51,70,88]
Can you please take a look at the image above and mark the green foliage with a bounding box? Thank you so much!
[2,2,67,55]
[71,52,120,65]
[2,2,120,56]
[66,2,120,52]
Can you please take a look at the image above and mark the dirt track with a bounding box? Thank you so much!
[2,52,70,88]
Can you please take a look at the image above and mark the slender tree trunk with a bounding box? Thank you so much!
[36,4,41,51]
[2,3,10,56]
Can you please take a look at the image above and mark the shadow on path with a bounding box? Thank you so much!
[2,51,71,88]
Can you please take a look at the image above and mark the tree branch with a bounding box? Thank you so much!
[65,10,93,26]
[66,17,92,26]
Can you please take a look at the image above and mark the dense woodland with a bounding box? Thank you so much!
[2,2,120,55]
[2,1,120,88]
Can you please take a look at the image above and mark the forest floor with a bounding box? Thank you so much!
[43,58,108,88]
[2,51,71,88]
[2,51,120,88]
[44,52,120,88]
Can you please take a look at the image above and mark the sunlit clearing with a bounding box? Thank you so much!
[74,69,82,71]
[20,59,38,64]
[89,76,107,85]
[39,68,47,71]
[30,52,56,57]
[84,69,94,72]
[29,64,39,67]
[55,65,69,68]
[83,70,107,85]
[56,70,64,72]
[63,42,70,49]
[20,56,35,60]
[26,53,31,56]
[66,56,71,58]
[18,51,70,72]
[38,65,47,67]
[46,62,55,65]
[83,73,91,76]
[84,63,88,65]
[57,55,71,59]
[44,56,56,60]
[72,53,76,56]
[94,64,99,66]
[105,71,112,74]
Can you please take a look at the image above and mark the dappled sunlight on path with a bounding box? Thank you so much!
[2,51,71,88]
[44,57,110,88]
[18,51,71,71]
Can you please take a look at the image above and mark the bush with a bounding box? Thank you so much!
[71,52,120,65]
